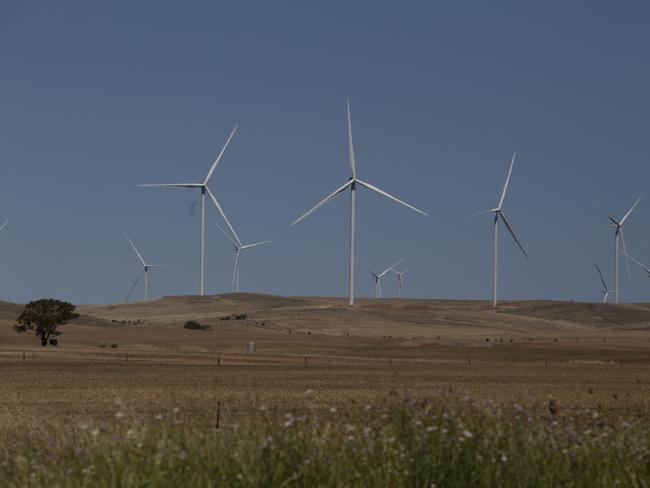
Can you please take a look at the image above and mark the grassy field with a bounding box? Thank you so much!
[1,294,650,485]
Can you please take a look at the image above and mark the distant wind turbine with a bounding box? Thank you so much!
[124,233,166,302]
[292,101,427,305]
[470,153,529,308]
[216,224,270,293]
[138,126,241,296]
[392,267,411,298]
[597,196,642,304]
[366,259,404,299]
[594,262,612,304]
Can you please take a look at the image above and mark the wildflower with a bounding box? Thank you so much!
[115,411,125,419]
[126,429,135,439]
[463,430,473,439]
[173,406,180,414]
[154,414,163,421]
[329,407,337,413]
[501,453,508,463]
[91,429,100,437]
[259,405,267,412]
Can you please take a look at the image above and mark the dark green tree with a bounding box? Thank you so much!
[14,299,79,346]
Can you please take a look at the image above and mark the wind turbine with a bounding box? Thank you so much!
[594,262,612,303]
[392,267,411,298]
[138,126,241,296]
[291,101,427,305]
[366,259,403,299]
[597,196,642,304]
[470,153,529,308]
[622,250,650,279]
[124,233,166,302]
[215,224,270,293]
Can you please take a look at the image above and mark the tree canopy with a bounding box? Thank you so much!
[14,299,79,346]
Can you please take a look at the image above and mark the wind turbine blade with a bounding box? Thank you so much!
[205,186,242,246]
[619,229,633,280]
[147,264,168,268]
[380,258,405,277]
[621,249,650,275]
[126,271,143,302]
[291,180,353,226]
[595,202,620,227]
[365,265,379,279]
[137,183,202,188]
[347,100,356,179]
[355,179,427,216]
[620,195,643,225]
[467,209,493,220]
[0,219,9,232]
[595,262,608,291]
[204,124,238,185]
[393,267,412,276]
[498,212,529,260]
[240,240,271,250]
[497,152,516,209]
[215,222,240,248]
[124,233,147,267]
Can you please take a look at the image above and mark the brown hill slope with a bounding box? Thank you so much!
[77,294,650,335]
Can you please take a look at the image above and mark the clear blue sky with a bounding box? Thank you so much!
[1,1,650,304]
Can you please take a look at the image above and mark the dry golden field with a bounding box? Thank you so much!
[1,294,650,430]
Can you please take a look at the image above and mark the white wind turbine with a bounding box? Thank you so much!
[124,233,166,302]
[594,262,612,304]
[138,126,241,296]
[215,224,270,293]
[392,267,411,298]
[598,197,642,304]
[470,153,529,308]
[291,101,427,305]
[366,259,404,299]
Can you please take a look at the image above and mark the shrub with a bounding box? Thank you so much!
[184,321,209,331]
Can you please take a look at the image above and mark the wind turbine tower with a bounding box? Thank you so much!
[292,101,426,305]
[470,153,529,308]
[139,126,241,296]
[598,197,642,304]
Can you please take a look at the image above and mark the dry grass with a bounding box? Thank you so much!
[1,294,650,484]
[1,293,649,429]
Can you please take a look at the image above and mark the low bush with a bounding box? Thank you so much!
[183,321,209,331]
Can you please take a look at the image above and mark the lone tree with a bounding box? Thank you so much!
[14,299,79,346]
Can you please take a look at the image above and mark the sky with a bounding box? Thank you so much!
[1,1,650,304]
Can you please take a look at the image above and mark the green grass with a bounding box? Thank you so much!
[1,393,649,487]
